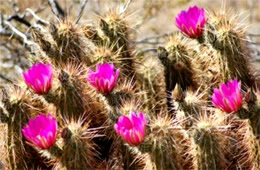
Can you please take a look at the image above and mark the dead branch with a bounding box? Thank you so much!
[4,21,36,46]
[0,13,12,36]
[47,0,66,18]
[248,33,260,37]
[134,32,173,45]
[120,0,133,15]
[0,72,13,83]
[25,8,49,26]
[7,15,31,27]
[138,48,157,54]
[75,0,89,24]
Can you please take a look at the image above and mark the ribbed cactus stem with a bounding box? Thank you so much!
[135,52,167,115]
[204,12,255,88]
[105,92,122,123]
[243,90,260,138]
[138,142,152,153]
[7,108,28,169]
[158,34,197,111]
[99,13,135,79]
[104,86,136,123]
[250,112,260,138]
[153,146,180,170]
[2,91,29,169]
[32,28,59,60]
[108,141,125,170]
[230,118,260,169]
[99,16,128,54]
[127,145,154,169]
[192,124,227,170]
[50,21,91,64]
[0,105,9,123]
[157,46,173,111]
[137,141,180,170]
[197,35,205,44]
[38,144,62,160]
[205,23,220,49]
[57,122,99,169]
[81,25,103,43]
[207,25,240,55]
[172,86,201,119]
[164,34,197,90]
[57,70,85,119]
[43,90,58,104]
[140,115,188,170]
[157,47,172,90]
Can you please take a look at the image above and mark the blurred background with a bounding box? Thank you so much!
[0,0,259,85]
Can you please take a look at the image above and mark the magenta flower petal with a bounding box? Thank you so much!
[22,114,58,149]
[87,63,120,94]
[23,62,53,94]
[114,111,146,146]
[175,6,207,39]
[211,79,243,113]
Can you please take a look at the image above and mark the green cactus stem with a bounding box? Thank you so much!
[191,116,229,170]
[56,70,85,119]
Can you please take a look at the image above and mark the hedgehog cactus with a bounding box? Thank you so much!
[191,114,230,170]
[159,33,197,92]
[128,113,193,169]
[0,2,260,170]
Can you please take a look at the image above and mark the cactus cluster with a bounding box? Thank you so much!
[0,4,260,170]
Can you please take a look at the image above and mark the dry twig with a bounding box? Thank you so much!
[4,21,36,46]
[47,0,66,18]
[75,0,89,24]
[25,8,49,26]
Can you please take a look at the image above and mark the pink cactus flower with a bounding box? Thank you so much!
[23,62,53,94]
[212,79,243,113]
[87,63,120,94]
[114,111,146,146]
[22,114,58,149]
[175,6,207,38]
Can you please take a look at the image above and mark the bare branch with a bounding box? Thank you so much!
[75,0,89,24]
[135,41,162,45]
[251,42,260,45]
[0,13,12,36]
[120,0,132,15]
[47,0,66,18]
[25,8,49,26]
[138,48,157,54]
[248,33,260,37]
[7,14,31,27]
[0,72,13,83]
[4,21,36,46]
[134,32,173,45]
